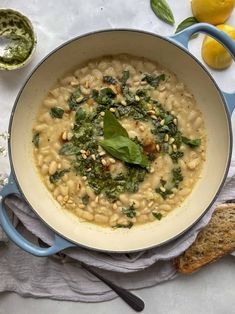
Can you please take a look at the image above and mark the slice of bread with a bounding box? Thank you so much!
[175,203,235,274]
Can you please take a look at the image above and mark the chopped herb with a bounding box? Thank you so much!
[160,178,167,186]
[120,70,129,86]
[103,76,117,84]
[93,87,116,106]
[59,142,81,155]
[68,88,83,111]
[50,107,64,119]
[172,167,183,188]
[32,132,40,148]
[114,222,133,229]
[152,212,163,220]
[82,194,90,206]
[125,165,147,193]
[75,108,87,123]
[142,73,165,87]
[182,137,201,148]
[155,187,173,199]
[122,203,136,218]
[49,169,69,184]
[170,151,184,163]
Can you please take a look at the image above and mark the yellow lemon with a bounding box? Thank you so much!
[202,24,235,69]
[192,0,235,25]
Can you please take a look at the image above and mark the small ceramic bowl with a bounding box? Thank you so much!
[0,8,36,70]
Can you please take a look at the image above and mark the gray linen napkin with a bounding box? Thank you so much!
[0,166,235,302]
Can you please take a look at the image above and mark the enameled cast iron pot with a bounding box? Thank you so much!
[1,23,235,256]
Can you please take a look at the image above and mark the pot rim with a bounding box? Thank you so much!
[7,28,233,253]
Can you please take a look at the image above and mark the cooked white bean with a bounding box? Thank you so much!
[83,211,94,221]
[43,98,57,108]
[94,214,109,224]
[41,164,49,175]
[59,185,69,196]
[49,161,57,175]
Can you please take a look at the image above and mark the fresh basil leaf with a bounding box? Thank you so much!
[151,0,175,26]
[103,111,129,139]
[32,132,40,148]
[182,137,201,148]
[103,76,117,84]
[142,73,165,87]
[82,194,90,205]
[49,169,69,184]
[120,70,129,86]
[175,17,198,34]
[100,136,149,168]
[50,107,64,119]
[152,212,163,220]
[59,142,81,155]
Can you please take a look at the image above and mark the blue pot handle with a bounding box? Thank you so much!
[170,23,235,115]
[0,175,76,256]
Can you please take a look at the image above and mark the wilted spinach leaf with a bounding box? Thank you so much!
[49,169,69,184]
[182,137,201,148]
[32,132,40,148]
[142,73,165,87]
[103,76,117,84]
[50,107,64,119]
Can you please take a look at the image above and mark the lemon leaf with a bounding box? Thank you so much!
[175,17,199,38]
[151,0,175,26]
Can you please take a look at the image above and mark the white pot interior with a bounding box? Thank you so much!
[10,30,231,252]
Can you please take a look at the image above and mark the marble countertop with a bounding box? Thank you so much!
[0,0,235,313]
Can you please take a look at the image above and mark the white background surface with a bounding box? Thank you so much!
[0,0,235,313]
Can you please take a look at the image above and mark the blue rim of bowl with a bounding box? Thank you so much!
[0,8,37,71]
[6,28,233,253]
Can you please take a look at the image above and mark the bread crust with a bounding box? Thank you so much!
[175,204,235,274]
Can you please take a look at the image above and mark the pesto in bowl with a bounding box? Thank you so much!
[0,9,36,70]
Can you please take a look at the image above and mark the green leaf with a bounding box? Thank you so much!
[49,169,69,184]
[151,0,175,26]
[120,70,129,86]
[182,137,201,148]
[142,73,165,88]
[103,76,117,84]
[170,151,184,163]
[152,212,163,220]
[114,222,133,229]
[59,142,81,155]
[122,203,136,218]
[155,187,173,199]
[32,132,40,148]
[172,167,183,188]
[175,16,198,34]
[75,108,86,123]
[50,107,64,119]
[82,194,90,205]
[103,111,128,139]
[93,88,116,105]
[68,88,87,111]
[100,136,149,168]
